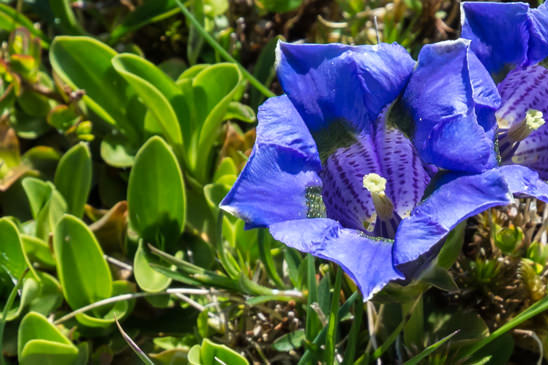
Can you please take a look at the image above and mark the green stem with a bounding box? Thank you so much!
[326,268,343,365]
[0,270,28,365]
[342,296,364,365]
[174,0,275,99]
[258,229,286,289]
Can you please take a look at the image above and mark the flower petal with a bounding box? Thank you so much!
[499,164,548,202]
[528,2,548,66]
[393,169,512,266]
[461,1,530,73]
[276,42,415,135]
[318,118,431,234]
[375,123,431,220]
[220,144,322,228]
[269,218,404,300]
[496,65,548,128]
[509,125,548,179]
[402,40,498,173]
[256,95,319,163]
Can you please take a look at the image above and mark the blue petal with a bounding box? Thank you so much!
[256,95,320,164]
[393,169,512,266]
[528,2,548,66]
[461,1,530,73]
[509,124,548,179]
[402,40,498,173]
[499,165,548,202]
[220,144,322,228]
[276,42,415,134]
[496,65,548,129]
[269,218,404,300]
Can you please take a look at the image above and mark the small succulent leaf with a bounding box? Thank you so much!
[133,241,172,293]
[50,36,137,140]
[112,53,185,152]
[0,218,38,280]
[53,215,112,310]
[128,136,186,248]
[54,143,92,218]
[200,338,249,365]
[18,312,78,365]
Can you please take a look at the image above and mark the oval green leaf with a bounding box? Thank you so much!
[128,136,185,248]
[53,215,112,310]
[49,36,136,140]
[0,218,38,280]
[18,312,78,365]
[134,242,171,293]
[112,53,184,152]
[54,143,92,218]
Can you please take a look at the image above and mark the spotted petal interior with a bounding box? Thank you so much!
[497,65,548,178]
[317,116,431,237]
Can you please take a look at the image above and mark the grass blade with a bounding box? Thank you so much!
[404,330,460,365]
[342,295,364,365]
[258,229,285,288]
[326,268,343,364]
[173,0,275,98]
[458,294,548,361]
[115,317,154,365]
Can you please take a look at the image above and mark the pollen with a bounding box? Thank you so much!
[362,173,387,194]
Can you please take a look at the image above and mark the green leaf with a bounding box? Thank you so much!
[437,220,466,269]
[200,338,248,365]
[0,218,37,280]
[53,215,112,310]
[250,35,281,109]
[22,177,67,240]
[186,0,204,66]
[134,242,171,293]
[257,0,303,12]
[224,102,256,123]
[457,291,548,361]
[54,143,92,218]
[73,280,134,328]
[195,63,241,150]
[115,317,154,365]
[404,330,460,365]
[48,0,85,35]
[50,36,136,140]
[18,312,78,365]
[0,5,49,47]
[100,134,137,168]
[272,329,305,352]
[109,0,179,44]
[47,105,79,131]
[112,53,185,153]
[128,136,186,248]
[188,345,201,365]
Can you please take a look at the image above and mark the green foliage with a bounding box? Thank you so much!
[1,1,548,364]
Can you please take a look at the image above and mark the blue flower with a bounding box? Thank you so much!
[460,1,548,180]
[220,41,514,300]
[393,30,548,267]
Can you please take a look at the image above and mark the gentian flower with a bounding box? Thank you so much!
[461,1,548,179]
[392,20,548,269]
[220,41,513,300]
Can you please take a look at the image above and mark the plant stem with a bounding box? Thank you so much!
[0,270,28,365]
[174,0,276,99]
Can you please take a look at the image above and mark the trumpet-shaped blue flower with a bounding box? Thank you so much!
[393,20,548,268]
[221,41,518,300]
[461,1,548,179]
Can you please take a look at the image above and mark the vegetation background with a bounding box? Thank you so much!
[1,0,548,364]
